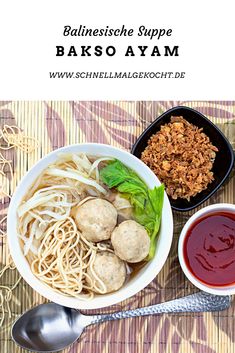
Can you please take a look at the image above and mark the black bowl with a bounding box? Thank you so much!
[132,106,234,211]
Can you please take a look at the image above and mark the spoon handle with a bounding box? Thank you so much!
[91,292,231,324]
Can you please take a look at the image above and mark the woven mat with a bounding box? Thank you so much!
[0,101,235,353]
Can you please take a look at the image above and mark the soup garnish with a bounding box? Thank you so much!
[141,116,218,201]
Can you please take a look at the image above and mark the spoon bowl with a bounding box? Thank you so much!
[12,303,90,352]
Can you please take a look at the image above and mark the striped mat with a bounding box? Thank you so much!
[0,101,234,353]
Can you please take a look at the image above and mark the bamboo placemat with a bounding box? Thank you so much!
[0,101,235,353]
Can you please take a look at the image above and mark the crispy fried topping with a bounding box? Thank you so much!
[141,116,218,200]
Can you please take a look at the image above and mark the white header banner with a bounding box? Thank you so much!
[0,0,234,99]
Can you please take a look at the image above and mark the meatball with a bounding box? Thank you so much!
[111,220,150,263]
[87,252,126,293]
[74,198,117,242]
[112,194,133,220]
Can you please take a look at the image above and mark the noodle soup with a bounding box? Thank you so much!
[17,153,164,300]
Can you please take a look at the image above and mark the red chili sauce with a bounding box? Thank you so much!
[183,212,235,286]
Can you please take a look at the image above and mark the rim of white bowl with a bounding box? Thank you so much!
[7,143,173,309]
[178,203,235,295]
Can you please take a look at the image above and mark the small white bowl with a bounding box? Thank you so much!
[178,203,235,295]
[7,143,173,309]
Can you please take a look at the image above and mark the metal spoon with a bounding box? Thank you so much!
[12,291,231,352]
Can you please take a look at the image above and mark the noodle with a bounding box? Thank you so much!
[0,258,21,326]
[0,188,11,201]
[0,125,39,153]
[0,216,7,238]
[30,217,106,298]
[0,153,13,189]
[0,126,38,328]
[18,154,112,298]
[0,152,13,176]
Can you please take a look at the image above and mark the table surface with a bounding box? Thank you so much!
[0,101,234,353]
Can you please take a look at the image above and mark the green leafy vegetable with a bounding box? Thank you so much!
[100,159,164,260]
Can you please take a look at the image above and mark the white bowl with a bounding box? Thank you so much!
[7,143,173,309]
[178,203,235,295]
